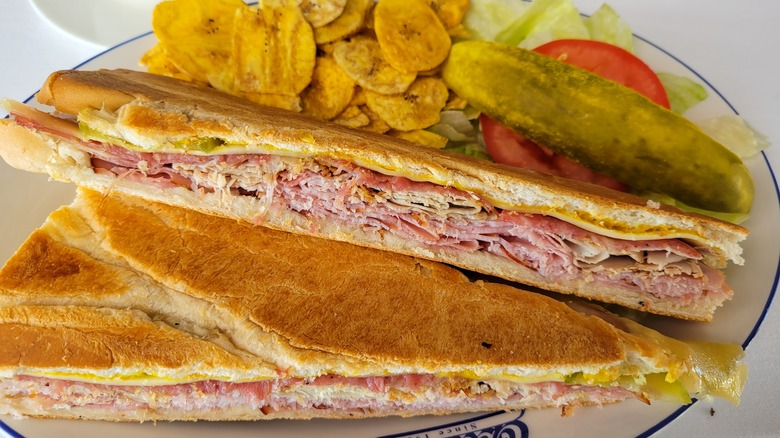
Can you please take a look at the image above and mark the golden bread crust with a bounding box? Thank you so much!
[80,189,627,368]
[0,120,56,174]
[0,305,262,373]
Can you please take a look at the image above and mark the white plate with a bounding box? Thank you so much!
[28,0,157,48]
[0,32,778,438]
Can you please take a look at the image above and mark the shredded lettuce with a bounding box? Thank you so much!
[477,0,633,51]
[494,0,589,49]
[428,110,478,142]
[443,142,494,161]
[583,4,634,52]
[429,108,493,160]
[696,115,770,159]
[462,0,530,41]
[656,72,709,114]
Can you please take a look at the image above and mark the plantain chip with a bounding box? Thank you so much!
[365,77,449,131]
[363,0,377,30]
[299,0,347,28]
[243,92,303,112]
[349,87,368,106]
[443,92,469,111]
[317,41,338,55]
[447,23,470,39]
[374,0,451,73]
[359,104,391,133]
[145,0,464,140]
[332,36,416,95]
[301,57,356,120]
[152,0,246,83]
[207,68,237,95]
[313,0,371,45]
[390,129,449,148]
[140,44,194,82]
[417,64,443,77]
[427,0,470,29]
[232,2,316,95]
[332,104,370,128]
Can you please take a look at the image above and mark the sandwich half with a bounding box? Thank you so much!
[0,189,745,421]
[0,68,749,320]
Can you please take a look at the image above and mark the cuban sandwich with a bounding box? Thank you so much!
[0,69,749,320]
[0,189,745,421]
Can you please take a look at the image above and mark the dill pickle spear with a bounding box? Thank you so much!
[442,41,754,215]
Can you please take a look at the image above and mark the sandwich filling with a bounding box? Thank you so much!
[7,108,732,314]
[0,373,640,419]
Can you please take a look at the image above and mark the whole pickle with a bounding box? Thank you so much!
[442,41,754,215]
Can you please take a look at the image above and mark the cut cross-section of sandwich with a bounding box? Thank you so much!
[0,189,746,421]
[0,69,749,320]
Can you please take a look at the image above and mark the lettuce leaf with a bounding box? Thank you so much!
[443,142,494,161]
[429,108,492,160]
[656,72,709,114]
[462,0,530,42]
[697,115,771,159]
[494,0,589,49]
[583,4,634,52]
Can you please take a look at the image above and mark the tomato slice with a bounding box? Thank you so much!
[533,39,670,108]
[480,114,629,191]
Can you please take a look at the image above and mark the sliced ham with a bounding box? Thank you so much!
[0,374,638,418]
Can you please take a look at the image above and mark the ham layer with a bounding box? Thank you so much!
[0,374,637,419]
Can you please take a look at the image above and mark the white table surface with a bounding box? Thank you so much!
[0,1,778,437]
